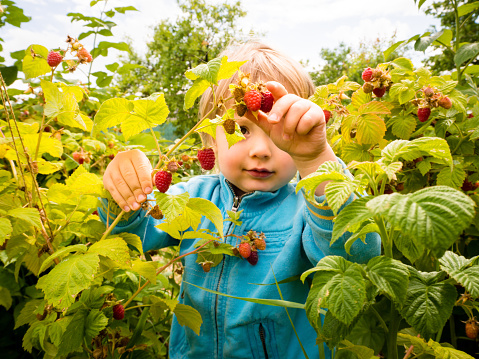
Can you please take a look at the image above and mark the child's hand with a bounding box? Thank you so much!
[103,149,153,212]
[253,81,337,177]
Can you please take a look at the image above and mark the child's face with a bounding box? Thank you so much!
[215,117,297,196]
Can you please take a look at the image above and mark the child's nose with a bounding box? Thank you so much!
[248,132,273,159]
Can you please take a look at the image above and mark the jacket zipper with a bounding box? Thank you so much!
[259,323,269,359]
[214,182,252,357]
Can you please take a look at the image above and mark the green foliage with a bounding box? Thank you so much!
[116,0,249,137]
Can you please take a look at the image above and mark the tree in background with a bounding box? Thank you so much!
[116,0,248,137]
[423,0,479,74]
[309,36,404,86]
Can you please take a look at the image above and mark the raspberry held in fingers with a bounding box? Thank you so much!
[155,170,172,193]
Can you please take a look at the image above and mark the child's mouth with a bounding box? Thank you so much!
[246,169,274,178]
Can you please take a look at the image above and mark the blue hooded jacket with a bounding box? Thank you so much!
[99,173,380,359]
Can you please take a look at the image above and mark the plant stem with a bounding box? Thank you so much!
[100,210,124,241]
[148,123,163,160]
[449,315,457,348]
[453,0,462,83]
[375,216,392,258]
[123,239,216,308]
[387,305,400,359]
[370,306,389,334]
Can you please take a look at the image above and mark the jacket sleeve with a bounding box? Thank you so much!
[97,182,189,252]
[301,161,381,265]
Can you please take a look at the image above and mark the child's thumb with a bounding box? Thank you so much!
[266,81,288,100]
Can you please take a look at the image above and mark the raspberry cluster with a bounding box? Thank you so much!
[230,72,275,118]
[236,230,266,265]
[411,87,453,122]
[361,66,393,98]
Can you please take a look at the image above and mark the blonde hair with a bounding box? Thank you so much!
[198,40,315,147]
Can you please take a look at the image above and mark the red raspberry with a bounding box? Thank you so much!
[47,51,63,67]
[113,304,125,320]
[362,67,373,82]
[260,90,274,113]
[372,87,386,98]
[243,89,262,112]
[247,250,258,265]
[197,148,215,170]
[253,238,266,251]
[154,170,172,193]
[238,242,252,259]
[417,107,431,123]
[323,110,331,124]
[77,48,93,62]
[468,113,474,118]
[438,96,452,109]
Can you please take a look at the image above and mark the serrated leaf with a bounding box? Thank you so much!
[117,232,143,254]
[415,30,447,52]
[381,137,452,166]
[187,197,224,238]
[367,186,475,256]
[56,309,87,355]
[380,161,403,181]
[7,208,41,229]
[458,2,479,17]
[366,256,410,305]
[344,222,378,255]
[121,94,169,140]
[39,244,88,274]
[0,217,12,243]
[356,114,386,145]
[350,89,371,110]
[429,338,475,358]
[174,303,203,335]
[401,274,456,335]
[436,164,466,189]
[37,253,100,309]
[84,309,108,342]
[296,161,346,202]
[92,98,134,137]
[22,45,51,79]
[358,101,391,115]
[155,192,190,222]
[338,340,375,359]
[89,237,131,267]
[185,56,222,84]
[439,251,479,297]
[304,256,366,325]
[454,43,479,66]
[389,115,417,139]
[332,197,374,243]
[14,299,43,329]
[392,57,414,71]
[0,287,12,309]
[324,178,361,215]
[132,259,158,284]
[384,41,406,61]
[184,79,210,110]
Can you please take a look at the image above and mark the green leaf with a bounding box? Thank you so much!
[401,272,457,335]
[132,259,158,284]
[0,66,18,86]
[429,339,475,358]
[39,244,88,274]
[436,164,466,189]
[15,299,43,329]
[0,217,12,244]
[95,41,131,55]
[7,208,41,229]
[184,79,210,110]
[174,303,203,336]
[358,101,391,115]
[454,43,479,66]
[57,309,87,356]
[415,30,447,52]
[392,57,414,71]
[217,57,247,81]
[381,137,452,166]
[22,45,51,79]
[356,114,386,145]
[296,161,346,202]
[187,198,224,238]
[324,178,361,215]
[0,287,12,310]
[117,232,143,254]
[37,253,100,309]
[344,222,378,255]
[338,340,375,359]
[84,309,108,342]
[394,232,425,264]
[332,197,374,243]
[366,256,410,305]
[458,2,479,17]
[367,186,475,256]
[89,237,131,267]
[155,192,190,222]
[439,251,479,297]
[304,256,366,325]
[384,41,406,61]
[185,56,222,84]
[92,98,134,137]
[389,115,416,139]
[184,281,305,309]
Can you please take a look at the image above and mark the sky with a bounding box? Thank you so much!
[3,0,441,85]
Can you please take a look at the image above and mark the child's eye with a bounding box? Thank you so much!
[240,126,249,135]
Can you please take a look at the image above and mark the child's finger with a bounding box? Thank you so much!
[282,100,310,138]
[103,172,131,212]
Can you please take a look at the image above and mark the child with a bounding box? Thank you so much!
[99,41,380,359]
